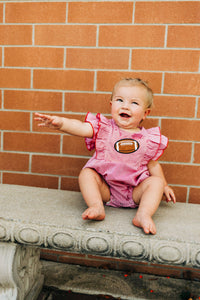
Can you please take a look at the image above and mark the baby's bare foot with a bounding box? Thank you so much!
[82,206,105,221]
[132,214,156,235]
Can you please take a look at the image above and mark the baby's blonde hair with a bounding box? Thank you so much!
[111,78,153,109]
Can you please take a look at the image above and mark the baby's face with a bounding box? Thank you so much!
[111,85,150,132]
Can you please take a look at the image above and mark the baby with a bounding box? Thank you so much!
[35,78,176,235]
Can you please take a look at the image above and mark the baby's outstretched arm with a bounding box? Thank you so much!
[35,113,93,138]
[148,160,176,203]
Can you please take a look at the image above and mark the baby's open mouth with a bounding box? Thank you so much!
[120,113,130,118]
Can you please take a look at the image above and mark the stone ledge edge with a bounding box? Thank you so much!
[0,218,199,268]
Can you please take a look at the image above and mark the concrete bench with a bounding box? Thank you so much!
[0,184,199,299]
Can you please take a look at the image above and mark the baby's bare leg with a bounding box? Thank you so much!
[78,168,110,221]
[132,176,164,234]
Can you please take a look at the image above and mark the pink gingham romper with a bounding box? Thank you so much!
[84,113,168,208]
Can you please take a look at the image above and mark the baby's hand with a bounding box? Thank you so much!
[34,113,63,130]
[164,185,176,203]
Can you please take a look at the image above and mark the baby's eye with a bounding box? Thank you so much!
[131,101,139,105]
[116,98,123,102]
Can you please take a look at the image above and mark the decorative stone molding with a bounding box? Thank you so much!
[0,184,199,277]
[0,217,200,269]
[0,242,43,300]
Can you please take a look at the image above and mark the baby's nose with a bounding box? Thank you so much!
[122,101,129,108]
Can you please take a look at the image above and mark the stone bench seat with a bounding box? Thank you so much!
[0,184,199,299]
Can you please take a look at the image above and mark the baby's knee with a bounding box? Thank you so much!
[151,176,164,190]
[79,168,99,184]
[79,168,91,182]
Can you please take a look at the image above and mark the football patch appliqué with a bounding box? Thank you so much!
[114,139,139,154]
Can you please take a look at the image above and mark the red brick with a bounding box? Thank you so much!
[164,73,200,96]
[65,93,111,114]
[3,173,59,189]
[0,69,30,88]
[0,25,32,45]
[5,2,66,23]
[162,119,200,141]
[183,269,200,281]
[32,155,88,176]
[5,47,64,68]
[135,2,200,24]
[63,135,93,156]
[4,132,60,153]
[152,96,195,118]
[97,71,162,93]
[167,26,200,48]
[58,256,90,266]
[39,249,188,279]
[194,144,200,163]
[35,25,96,46]
[119,262,182,279]
[189,188,200,204]
[167,186,187,203]
[0,111,30,131]
[42,249,85,257]
[66,48,129,70]
[40,248,59,256]
[0,153,29,171]
[61,177,80,192]
[4,90,62,112]
[33,70,94,91]
[99,25,165,47]
[162,163,200,186]
[132,49,199,72]
[147,263,183,280]
[68,2,133,23]
[40,252,58,262]
[161,141,192,163]
[142,118,159,129]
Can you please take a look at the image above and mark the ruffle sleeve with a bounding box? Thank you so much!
[84,112,100,151]
[145,127,168,161]
[84,112,110,151]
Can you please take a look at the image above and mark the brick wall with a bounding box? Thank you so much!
[0,1,200,204]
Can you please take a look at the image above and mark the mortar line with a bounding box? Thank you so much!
[132,0,136,24]
[2,47,4,67]
[161,72,165,94]
[65,2,68,24]
[128,49,132,70]
[194,96,199,118]
[3,3,5,23]
[29,153,32,173]
[96,25,99,47]
[190,142,195,164]
[93,71,97,91]
[186,187,190,204]
[30,69,34,89]
[62,92,65,112]
[1,90,4,109]
[32,24,35,46]
[164,25,168,48]
[1,130,3,151]
[63,48,67,69]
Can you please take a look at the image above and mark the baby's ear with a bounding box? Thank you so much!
[146,109,151,116]
[143,109,151,120]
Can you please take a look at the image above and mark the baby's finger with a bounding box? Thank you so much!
[171,193,176,203]
[34,113,52,121]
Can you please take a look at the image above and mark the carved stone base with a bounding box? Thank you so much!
[0,242,44,300]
